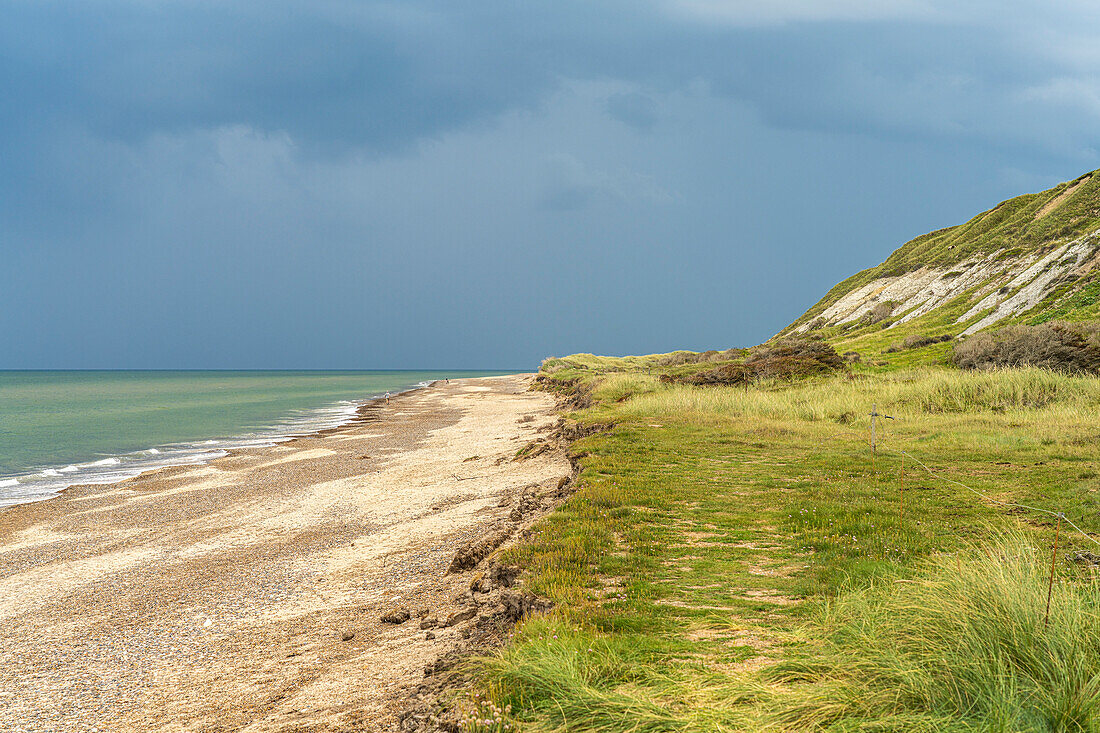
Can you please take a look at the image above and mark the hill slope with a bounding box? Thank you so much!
[783,170,1100,348]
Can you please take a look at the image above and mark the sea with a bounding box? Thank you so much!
[0,370,510,508]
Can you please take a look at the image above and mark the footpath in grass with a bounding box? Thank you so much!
[460,359,1100,732]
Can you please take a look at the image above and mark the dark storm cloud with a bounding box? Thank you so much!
[2,1,1100,368]
[0,1,542,151]
[4,1,1096,154]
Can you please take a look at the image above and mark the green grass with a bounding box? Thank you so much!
[767,531,1100,732]
[1032,274,1100,325]
[785,168,1100,339]
[458,358,1100,732]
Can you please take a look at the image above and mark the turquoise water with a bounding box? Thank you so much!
[0,370,508,506]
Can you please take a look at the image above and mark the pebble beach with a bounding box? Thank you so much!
[0,375,569,732]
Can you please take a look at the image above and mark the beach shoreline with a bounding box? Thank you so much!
[0,375,452,511]
[0,374,570,732]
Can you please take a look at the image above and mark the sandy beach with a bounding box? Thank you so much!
[0,375,569,732]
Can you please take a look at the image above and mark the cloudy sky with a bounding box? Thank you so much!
[3,1,1099,368]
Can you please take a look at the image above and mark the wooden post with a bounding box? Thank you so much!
[1044,513,1064,628]
[871,402,877,454]
[868,404,894,474]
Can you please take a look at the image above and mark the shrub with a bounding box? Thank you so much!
[683,339,845,387]
[902,333,953,349]
[954,321,1100,374]
[860,301,896,325]
[684,363,753,386]
[745,338,845,380]
[887,334,958,356]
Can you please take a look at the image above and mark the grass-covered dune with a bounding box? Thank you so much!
[782,168,1100,352]
[455,352,1100,732]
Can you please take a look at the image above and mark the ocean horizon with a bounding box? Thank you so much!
[0,369,512,508]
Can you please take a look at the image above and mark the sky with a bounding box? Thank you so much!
[3,1,1100,369]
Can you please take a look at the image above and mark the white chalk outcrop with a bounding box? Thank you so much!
[796,227,1100,335]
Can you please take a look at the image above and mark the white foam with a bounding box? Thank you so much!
[0,381,430,510]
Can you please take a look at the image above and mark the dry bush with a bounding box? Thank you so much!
[684,339,845,386]
[903,333,953,349]
[860,301,896,325]
[746,338,845,379]
[684,363,753,386]
[885,334,952,353]
[954,321,1100,373]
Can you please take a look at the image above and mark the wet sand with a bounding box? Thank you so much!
[0,375,569,732]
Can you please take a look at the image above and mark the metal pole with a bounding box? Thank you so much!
[1045,513,1064,628]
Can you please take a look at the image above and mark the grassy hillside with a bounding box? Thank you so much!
[782,170,1100,354]
[439,170,1100,730]
[446,353,1100,732]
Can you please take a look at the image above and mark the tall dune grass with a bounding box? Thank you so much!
[590,373,661,404]
[478,618,757,732]
[616,368,1100,423]
[767,531,1100,731]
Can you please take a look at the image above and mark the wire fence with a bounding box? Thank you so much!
[876,443,1100,550]
[868,415,1100,625]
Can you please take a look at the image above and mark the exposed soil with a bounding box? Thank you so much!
[1035,176,1090,220]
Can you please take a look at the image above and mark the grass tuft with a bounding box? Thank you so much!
[768,531,1100,731]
